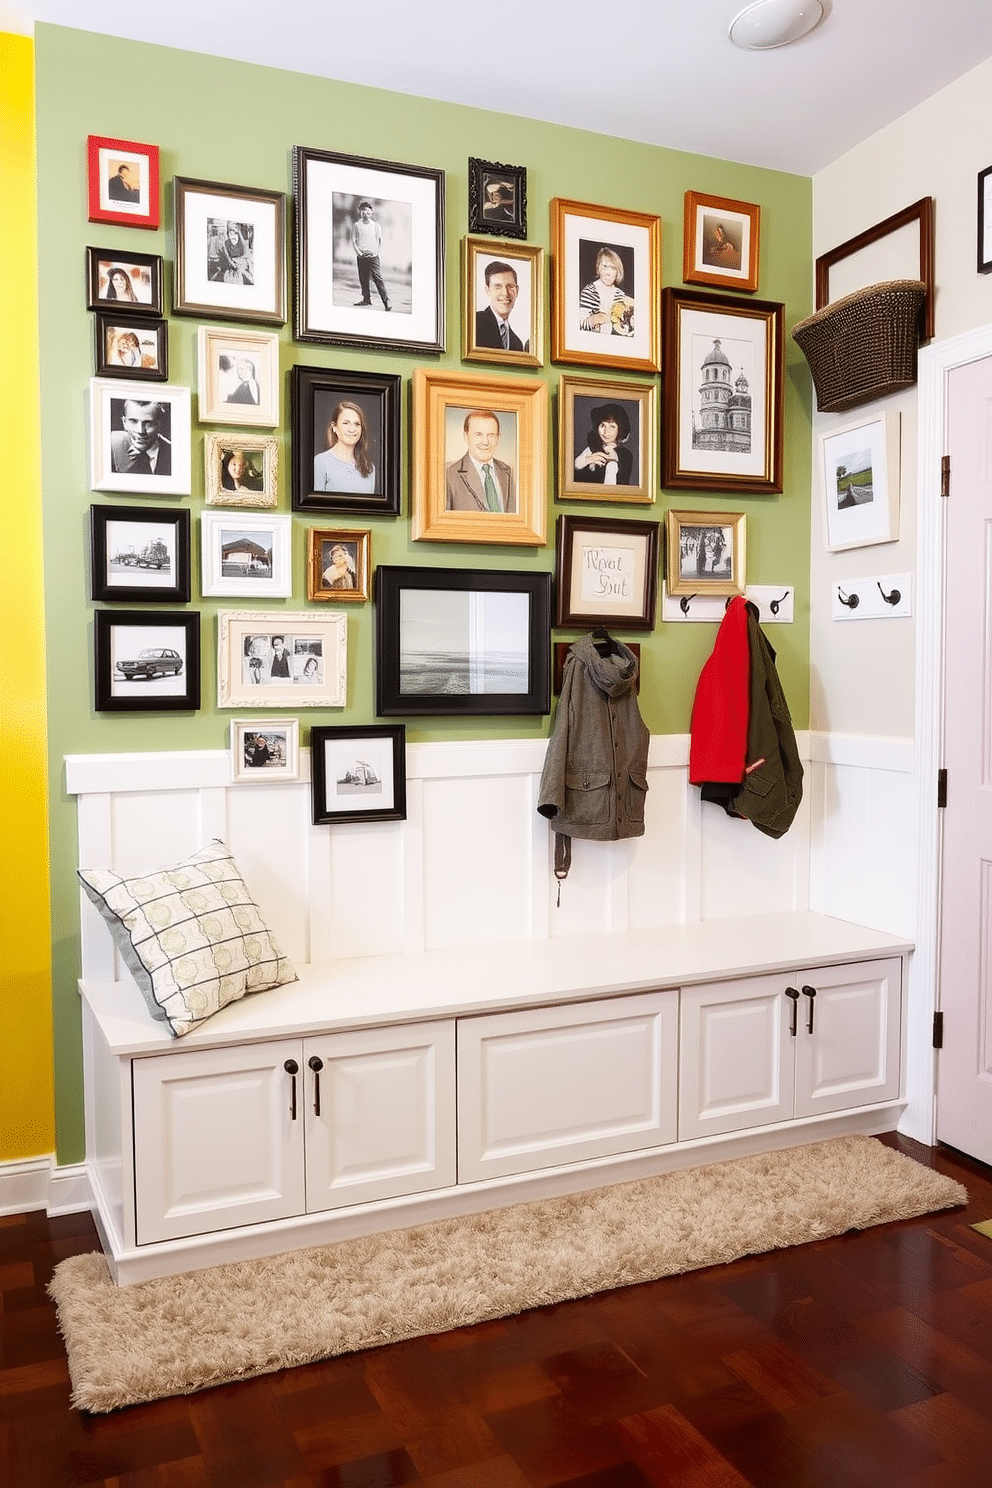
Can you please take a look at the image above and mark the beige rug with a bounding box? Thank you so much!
[50,1135,966,1413]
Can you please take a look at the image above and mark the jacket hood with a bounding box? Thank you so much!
[569,633,639,699]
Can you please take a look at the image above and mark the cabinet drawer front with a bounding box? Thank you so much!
[457,991,678,1182]
[679,975,793,1139]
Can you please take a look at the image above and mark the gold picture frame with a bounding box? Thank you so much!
[557,375,656,504]
[461,236,543,368]
[306,527,371,602]
[549,197,661,373]
[665,509,746,598]
[411,367,548,546]
[204,432,279,509]
[683,190,760,294]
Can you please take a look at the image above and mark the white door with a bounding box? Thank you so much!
[938,356,992,1163]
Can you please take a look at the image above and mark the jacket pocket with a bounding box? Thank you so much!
[564,768,611,828]
[626,769,648,827]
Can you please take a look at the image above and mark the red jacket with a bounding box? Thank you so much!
[688,596,750,785]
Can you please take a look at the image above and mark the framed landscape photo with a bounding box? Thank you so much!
[204,433,279,509]
[89,504,190,603]
[411,366,547,546]
[554,514,660,631]
[87,135,159,229]
[660,288,784,494]
[683,190,760,293]
[461,236,543,368]
[200,512,292,598]
[89,379,191,496]
[94,313,167,380]
[197,326,280,426]
[86,247,162,315]
[468,157,527,240]
[310,725,407,825]
[94,609,199,712]
[231,719,300,784]
[557,375,656,504]
[375,565,551,717]
[292,364,401,517]
[665,509,746,598]
[173,176,287,325]
[550,198,661,373]
[820,411,901,551]
[218,610,347,709]
[306,527,371,603]
[293,144,444,353]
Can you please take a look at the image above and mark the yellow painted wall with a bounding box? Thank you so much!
[0,32,56,1160]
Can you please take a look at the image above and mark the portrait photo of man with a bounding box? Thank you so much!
[444,407,516,514]
[109,398,172,476]
[475,259,529,354]
[107,161,141,204]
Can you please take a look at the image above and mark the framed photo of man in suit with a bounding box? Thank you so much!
[87,135,160,229]
[461,237,543,368]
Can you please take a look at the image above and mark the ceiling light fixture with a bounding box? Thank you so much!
[728,0,824,50]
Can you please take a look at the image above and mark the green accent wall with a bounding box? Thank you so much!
[35,23,812,1162]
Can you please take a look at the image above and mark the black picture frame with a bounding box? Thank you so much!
[310,724,407,825]
[94,313,168,380]
[979,167,992,274]
[554,514,660,631]
[172,176,287,326]
[292,364,401,516]
[293,144,445,353]
[468,157,527,240]
[86,246,163,316]
[375,565,551,717]
[90,504,191,603]
[94,608,200,712]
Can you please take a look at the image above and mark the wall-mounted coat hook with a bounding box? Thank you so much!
[769,589,789,616]
[838,587,860,610]
[679,593,696,615]
[833,572,912,620]
[878,581,902,605]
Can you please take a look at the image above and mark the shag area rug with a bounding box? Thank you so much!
[51,1135,966,1413]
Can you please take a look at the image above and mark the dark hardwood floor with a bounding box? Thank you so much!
[3,1133,992,1487]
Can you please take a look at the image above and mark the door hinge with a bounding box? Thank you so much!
[937,768,948,808]
[933,1010,944,1048]
[941,455,951,497]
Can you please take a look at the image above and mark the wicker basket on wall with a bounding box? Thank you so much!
[791,278,926,413]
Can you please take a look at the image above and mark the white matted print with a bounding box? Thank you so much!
[550,198,660,373]
[174,178,286,325]
[89,379,191,495]
[197,327,279,426]
[820,411,901,551]
[218,610,347,709]
[200,512,291,598]
[231,718,300,783]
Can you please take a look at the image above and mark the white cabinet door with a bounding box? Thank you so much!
[303,1021,457,1210]
[793,958,902,1118]
[678,974,793,1140]
[457,991,679,1182]
[132,1038,306,1244]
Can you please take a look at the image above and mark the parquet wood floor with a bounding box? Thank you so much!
[3,1133,992,1487]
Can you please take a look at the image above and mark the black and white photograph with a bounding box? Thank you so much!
[551,198,661,373]
[292,365,401,516]
[468,157,527,240]
[173,176,286,325]
[218,610,348,709]
[461,236,542,367]
[89,504,190,603]
[230,718,300,784]
[200,512,291,598]
[86,248,163,315]
[197,327,279,427]
[664,508,746,598]
[820,411,900,551]
[558,375,656,504]
[94,609,200,712]
[89,379,192,496]
[94,314,167,380]
[310,724,407,825]
[204,433,278,509]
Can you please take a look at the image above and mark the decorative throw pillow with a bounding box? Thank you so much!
[78,839,297,1038]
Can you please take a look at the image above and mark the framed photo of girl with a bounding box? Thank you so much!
[683,190,760,294]
[87,135,159,229]
[550,198,661,373]
[204,433,279,509]
[461,236,543,369]
[173,176,287,326]
[292,365,401,517]
[306,527,371,603]
[557,375,656,504]
[86,248,163,316]
[94,314,167,381]
[293,145,445,354]
[197,327,280,427]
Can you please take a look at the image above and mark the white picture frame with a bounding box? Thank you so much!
[230,718,300,783]
[197,326,280,426]
[200,512,292,598]
[89,378,192,496]
[820,410,901,551]
[218,610,348,709]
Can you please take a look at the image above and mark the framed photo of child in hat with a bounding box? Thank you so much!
[557,376,656,504]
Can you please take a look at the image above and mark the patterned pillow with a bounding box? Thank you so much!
[78,839,297,1037]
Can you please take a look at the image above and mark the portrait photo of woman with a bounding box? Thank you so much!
[321,540,357,590]
[220,448,264,493]
[313,399,377,495]
[578,244,635,337]
[574,401,635,487]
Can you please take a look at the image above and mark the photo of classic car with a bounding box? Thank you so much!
[115,646,184,680]
[112,540,171,570]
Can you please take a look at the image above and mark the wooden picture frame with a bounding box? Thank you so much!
[411,367,547,546]
[293,145,445,353]
[200,512,292,599]
[94,609,199,712]
[550,197,661,373]
[197,327,280,426]
[375,565,551,717]
[468,157,527,240]
[88,379,192,496]
[820,411,901,551]
[217,610,348,709]
[94,314,167,381]
[683,190,760,293]
[660,288,784,494]
[310,725,407,825]
[292,364,401,517]
[665,509,746,598]
[231,719,301,784]
[173,176,287,326]
[86,247,163,315]
[815,196,934,341]
[306,527,371,602]
[554,514,660,631]
[204,433,279,510]
[87,135,159,229]
[89,503,191,604]
[461,236,543,368]
[557,375,656,504]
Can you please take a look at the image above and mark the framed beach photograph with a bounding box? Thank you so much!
[554,514,660,631]
[375,565,551,717]
[173,176,287,325]
[411,367,547,546]
[683,190,760,293]
[293,144,444,353]
[87,135,159,229]
[231,719,300,784]
[550,198,661,373]
[197,326,280,426]
[94,609,199,712]
[292,365,401,517]
[86,247,162,315]
[306,527,371,603]
[820,411,901,551]
[665,509,746,598]
[204,433,278,509]
[310,725,407,825]
[94,314,167,380]
[557,375,656,504]
[462,236,542,368]
[660,288,784,494]
[89,379,192,496]
[468,157,527,240]
[200,512,292,598]
[89,504,190,604]
[218,610,347,709]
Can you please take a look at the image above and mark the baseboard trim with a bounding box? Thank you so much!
[0,1155,93,1217]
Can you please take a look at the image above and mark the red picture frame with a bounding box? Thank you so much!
[87,135,160,230]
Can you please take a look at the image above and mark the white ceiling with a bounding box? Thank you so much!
[5,0,992,175]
